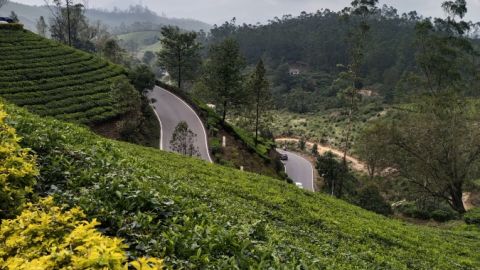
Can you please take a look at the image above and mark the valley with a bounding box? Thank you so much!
[0,0,479,269]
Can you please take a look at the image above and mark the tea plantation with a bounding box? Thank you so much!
[2,100,479,269]
[0,25,130,124]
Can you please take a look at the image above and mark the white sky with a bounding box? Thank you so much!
[11,0,480,24]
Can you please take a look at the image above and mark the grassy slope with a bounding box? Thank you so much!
[270,102,385,148]
[4,100,480,269]
[117,31,163,55]
[0,25,130,125]
[155,81,284,178]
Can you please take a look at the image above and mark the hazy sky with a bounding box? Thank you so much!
[12,0,480,24]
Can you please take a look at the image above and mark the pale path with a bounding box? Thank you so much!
[147,86,212,163]
[276,138,367,173]
[277,149,315,192]
[463,192,474,211]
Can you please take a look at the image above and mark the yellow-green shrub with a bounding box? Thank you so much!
[0,104,37,218]
[0,197,164,270]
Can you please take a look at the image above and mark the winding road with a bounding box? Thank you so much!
[277,149,315,192]
[147,86,212,163]
[276,138,367,173]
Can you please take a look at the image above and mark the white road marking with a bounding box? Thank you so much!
[149,101,164,150]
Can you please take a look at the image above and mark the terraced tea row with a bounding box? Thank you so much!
[0,27,131,124]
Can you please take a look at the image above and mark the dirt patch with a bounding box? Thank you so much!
[276,137,367,173]
[213,130,283,179]
[463,192,478,211]
[91,118,122,140]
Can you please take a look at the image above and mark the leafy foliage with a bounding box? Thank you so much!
[464,208,480,225]
[128,64,156,92]
[157,26,201,89]
[0,104,37,219]
[201,38,246,122]
[2,100,480,269]
[0,197,164,270]
[353,184,392,216]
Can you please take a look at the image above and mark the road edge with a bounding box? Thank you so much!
[148,98,164,150]
[157,87,213,163]
[277,149,315,192]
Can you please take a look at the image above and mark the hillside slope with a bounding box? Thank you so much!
[3,100,480,269]
[0,2,210,32]
[0,25,130,124]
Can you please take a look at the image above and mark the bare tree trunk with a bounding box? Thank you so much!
[254,90,260,146]
[222,100,228,124]
[177,51,182,90]
[450,183,466,214]
[66,0,71,46]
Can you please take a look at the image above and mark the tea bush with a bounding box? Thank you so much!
[0,28,131,124]
[464,208,480,226]
[4,101,480,269]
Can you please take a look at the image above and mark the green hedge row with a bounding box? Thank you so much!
[6,82,115,106]
[0,52,91,71]
[0,23,24,30]
[0,28,130,124]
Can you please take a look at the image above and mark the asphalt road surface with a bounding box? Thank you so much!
[277,149,315,191]
[147,86,212,163]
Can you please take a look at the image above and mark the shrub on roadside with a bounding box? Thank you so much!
[431,209,458,222]
[464,208,480,225]
[353,184,392,216]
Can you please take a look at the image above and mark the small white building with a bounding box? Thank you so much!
[289,68,301,76]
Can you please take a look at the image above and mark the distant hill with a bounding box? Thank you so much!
[0,2,211,33]
[0,24,130,124]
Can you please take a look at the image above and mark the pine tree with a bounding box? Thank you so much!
[157,26,201,90]
[202,38,245,123]
[248,59,272,145]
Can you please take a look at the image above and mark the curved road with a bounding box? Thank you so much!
[277,149,315,192]
[276,138,367,173]
[147,86,212,163]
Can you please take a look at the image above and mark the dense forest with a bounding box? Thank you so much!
[204,5,480,112]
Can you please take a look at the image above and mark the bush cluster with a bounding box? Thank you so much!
[464,208,480,226]
[3,101,479,269]
[0,197,164,270]
[0,28,131,124]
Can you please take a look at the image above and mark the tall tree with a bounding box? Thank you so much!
[334,0,378,197]
[45,0,89,48]
[248,60,272,145]
[316,151,350,197]
[36,16,48,37]
[356,121,391,180]
[364,0,480,213]
[103,39,123,64]
[157,26,201,90]
[202,38,246,123]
